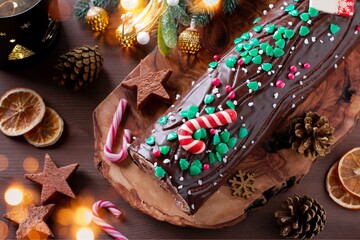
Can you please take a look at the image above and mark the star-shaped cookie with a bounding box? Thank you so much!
[25,153,79,204]
[4,203,55,239]
[121,60,173,109]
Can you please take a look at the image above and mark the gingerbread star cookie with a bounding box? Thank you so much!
[4,202,55,239]
[121,60,173,109]
[25,153,79,204]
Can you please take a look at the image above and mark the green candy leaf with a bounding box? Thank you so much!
[192,159,203,169]
[225,56,237,68]
[243,55,252,65]
[205,106,215,114]
[262,63,272,72]
[234,37,243,45]
[216,152,222,161]
[330,24,340,34]
[250,38,260,47]
[252,55,262,65]
[193,128,207,140]
[227,137,237,148]
[204,94,215,104]
[299,25,310,37]
[208,152,216,164]
[240,51,249,57]
[243,43,252,51]
[179,158,190,170]
[216,143,229,155]
[273,48,285,58]
[146,136,155,146]
[159,145,170,155]
[249,48,259,57]
[266,45,274,57]
[220,131,231,143]
[253,25,263,33]
[275,39,286,49]
[264,24,275,34]
[289,9,299,17]
[260,43,270,51]
[155,166,166,178]
[208,61,218,68]
[226,100,235,109]
[253,17,261,24]
[213,134,221,145]
[273,31,283,41]
[158,116,169,125]
[189,165,201,175]
[238,127,248,138]
[167,132,178,141]
[241,32,251,40]
[308,7,319,18]
[285,4,295,12]
[284,29,295,39]
[300,13,310,22]
[247,81,259,91]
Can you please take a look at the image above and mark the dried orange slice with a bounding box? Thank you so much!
[24,107,64,147]
[0,88,45,136]
[338,147,360,198]
[326,161,360,210]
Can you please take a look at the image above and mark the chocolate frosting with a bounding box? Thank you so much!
[130,0,360,214]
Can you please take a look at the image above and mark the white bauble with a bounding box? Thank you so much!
[137,32,150,45]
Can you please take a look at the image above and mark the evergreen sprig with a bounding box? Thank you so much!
[74,0,119,20]
[223,0,238,14]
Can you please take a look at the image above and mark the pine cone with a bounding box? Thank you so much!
[54,46,103,91]
[289,112,334,158]
[275,195,326,239]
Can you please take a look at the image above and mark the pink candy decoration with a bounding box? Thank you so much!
[357,25,360,32]
[303,63,311,69]
[153,149,161,157]
[228,91,236,99]
[276,80,285,88]
[203,164,210,171]
[225,85,232,92]
[287,73,295,80]
[104,99,132,163]
[178,109,237,154]
[289,65,297,72]
[92,200,128,240]
[210,129,216,135]
[237,59,244,66]
[212,78,221,87]
[213,55,220,61]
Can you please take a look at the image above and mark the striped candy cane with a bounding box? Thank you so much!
[92,200,128,240]
[178,109,237,154]
[104,99,132,163]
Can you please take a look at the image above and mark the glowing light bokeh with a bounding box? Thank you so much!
[0,221,9,240]
[0,155,9,172]
[75,207,92,226]
[76,227,94,240]
[203,0,220,6]
[23,156,39,173]
[56,208,74,226]
[4,187,23,206]
[121,0,139,11]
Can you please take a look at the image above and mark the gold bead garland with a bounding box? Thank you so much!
[85,7,110,32]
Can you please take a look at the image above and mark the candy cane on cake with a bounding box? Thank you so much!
[92,200,128,240]
[178,109,237,154]
[104,99,132,163]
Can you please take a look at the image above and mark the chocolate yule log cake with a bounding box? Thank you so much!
[129,0,360,214]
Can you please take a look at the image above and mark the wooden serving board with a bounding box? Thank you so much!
[93,0,360,228]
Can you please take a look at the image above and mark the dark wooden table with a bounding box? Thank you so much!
[1,0,360,239]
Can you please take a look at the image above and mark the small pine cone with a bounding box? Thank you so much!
[275,195,326,239]
[54,46,103,91]
[289,112,334,158]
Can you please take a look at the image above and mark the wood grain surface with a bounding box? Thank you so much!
[0,0,360,239]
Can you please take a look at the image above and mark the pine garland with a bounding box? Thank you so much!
[74,0,119,20]
[223,0,238,14]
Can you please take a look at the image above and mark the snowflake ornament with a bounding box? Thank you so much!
[309,0,354,17]
[229,170,257,199]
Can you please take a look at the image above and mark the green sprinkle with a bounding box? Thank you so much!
[260,43,270,51]
[216,152,222,161]
[146,136,155,146]
[330,24,340,34]
[253,25,263,33]
[158,116,169,125]
[243,55,252,65]
[227,137,237,148]
[250,38,260,47]
[247,81,259,91]
[220,131,231,143]
[252,55,262,65]
[192,159,202,169]
[266,45,274,57]
[284,29,295,39]
[253,17,261,24]
[241,32,251,40]
[225,56,237,68]
[308,7,319,18]
[243,43,252,51]
[285,4,295,12]
[264,24,275,34]
[204,94,215,104]
[275,39,286,49]
[167,132,178,141]
[249,49,259,57]
[273,48,285,58]
[208,61,218,68]
[299,25,310,37]
[234,37,243,45]
[277,26,287,34]
[240,51,249,57]
[216,143,229,155]
[180,110,188,118]
[213,134,221,145]
[238,127,248,138]
[189,165,201,176]
[187,105,199,119]
[208,153,216,164]
[159,145,170,155]
[235,43,244,52]
[289,9,299,17]
[179,158,190,170]
[205,106,215,114]
[300,12,310,22]
[273,31,283,41]
[262,63,272,72]
[155,166,166,178]
[193,128,207,140]
[226,100,235,110]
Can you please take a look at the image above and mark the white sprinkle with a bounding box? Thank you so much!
[223,158,227,163]
[330,36,335,42]
[271,70,275,74]
[152,129,156,133]
[343,56,345,59]
[268,72,272,76]
[196,112,200,117]
[301,96,304,99]
[311,37,317,42]
[292,94,296,98]
[233,100,238,105]
[251,140,255,144]
[327,33,331,37]
[263,10,268,15]
[272,103,277,108]
[178,185,183,189]
[232,68,236,72]
[154,162,158,167]
[335,55,339,59]
[304,39,309,44]
[212,88,219,94]
[291,103,296,108]
[171,105,175,108]
[198,180,203,185]
[355,30,358,35]
[219,174,223,177]
[299,81,303,85]
[246,79,250,83]
[258,66,262,70]
[205,150,211,153]
[234,147,237,150]
[179,177,184,181]
[283,2,288,6]
[242,123,246,127]
[320,40,324,43]
[298,62,302,66]
[274,92,279,99]
[307,20,312,25]
[258,82,262,87]
[303,75,307,79]
[259,50,264,55]
[216,93,221,98]
[248,102,254,107]
[278,65,283,68]
[174,155,178,160]
[188,190,192,195]
[289,51,293,54]
[249,89,253,94]
[295,72,300,77]
[269,4,274,9]
[169,116,176,121]
[207,68,213,73]
[249,32,254,37]
[280,6,284,10]
[213,182,217,186]
[191,204,195,209]
[270,82,274,87]
[163,159,170,164]
[291,46,295,51]
[182,119,186,123]
[242,68,248,74]
[218,105,223,111]
[240,116,244,120]
[257,70,261,74]
[169,176,172,179]
[288,21,293,26]
[242,145,247,149]
[334,64,338,69]
[132,136,137,140]
[191,81,195,86]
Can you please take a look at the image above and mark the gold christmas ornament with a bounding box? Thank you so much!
[178,26,201,54]
[115,25,136,48]
[85,7,110,32]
